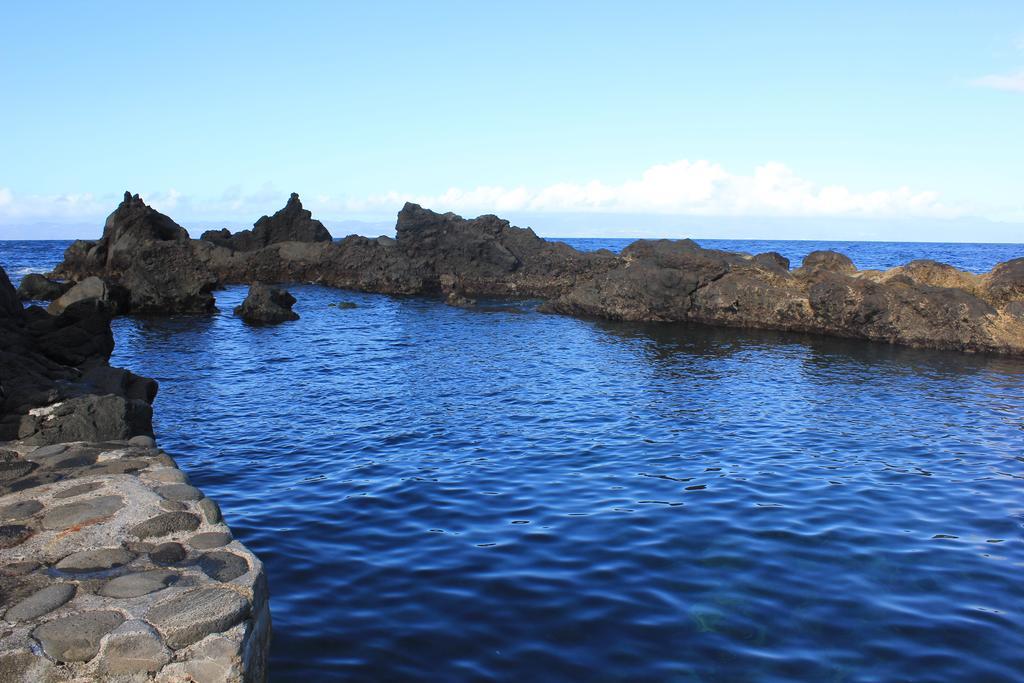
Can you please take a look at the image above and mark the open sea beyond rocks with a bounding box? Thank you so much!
[3,237,1024,681]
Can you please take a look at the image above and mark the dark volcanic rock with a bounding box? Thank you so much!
[47,277,129,316]
[17,394,154,445]
[17,274,71,302]
[0,264,156,445]
[54,192,216,314]
[752,251,790,271]
[798,250,856,274]
[201,193,332,252]
[390,203,615,299]
[547,238,1024,355]
[985,257,1024,306]
[0,268,22,319]
[44,191,1024,356]
[234,284,299,324]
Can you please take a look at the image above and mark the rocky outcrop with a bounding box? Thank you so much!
[201,193,331,252]
[54,192,217,314]
[544,239,1024,355]
[16,275,71,302]
[233,285,299,325]
[0,266,155,444]
[50,193,1024,355]
[796,250,856,275]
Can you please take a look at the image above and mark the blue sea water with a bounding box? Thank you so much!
[2,237,1024,682]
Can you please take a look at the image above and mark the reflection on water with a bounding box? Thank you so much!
[100,283,1024,682]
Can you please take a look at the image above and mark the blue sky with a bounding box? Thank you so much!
[1,2,1022,241]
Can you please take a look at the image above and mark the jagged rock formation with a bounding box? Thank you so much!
[54,192,217,314]
[201,193,332,252]
[16,274,71,302]
[234,285,299,325]
[49,193,1024,356]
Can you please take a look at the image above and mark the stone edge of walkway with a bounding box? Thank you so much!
[0,439,270,682]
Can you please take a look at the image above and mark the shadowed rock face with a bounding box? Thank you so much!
[17,274,72,302]
[0,265,154,445]
[49,193,1024,355]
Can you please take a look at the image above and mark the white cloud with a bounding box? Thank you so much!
[973,71,1024,93]
[368,160,953,219]
[0,160,958,231]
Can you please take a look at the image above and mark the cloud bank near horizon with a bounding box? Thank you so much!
[0,160,962,229]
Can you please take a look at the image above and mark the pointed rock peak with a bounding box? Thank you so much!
[103,191,189,245]
[121,191,145,207]
[250,192,332,245]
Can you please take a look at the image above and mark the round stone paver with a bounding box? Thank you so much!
[155,483,203,502]
[150,468,188,484]
[53,481,104,499]
[146,587,250,649]
[41,495,124,531]
[32,610,125,662]
[0,460,36,482]
[2,560,40,575]
[55,547,135,573]
[97,620,171,675]
[4,583,76,621]
[197,498,222,524]
[150,542,186,565]
[130,512,200,539]
[0,499,43,522]
[197,552,249,582]
[99,570,177,599]
[0,524,33,549]
[188,532,232,550]
[29,444,68,458]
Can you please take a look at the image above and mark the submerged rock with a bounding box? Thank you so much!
[234,284,299,324]
[445,291,476,308]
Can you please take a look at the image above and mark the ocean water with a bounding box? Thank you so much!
[2,238,1024,681]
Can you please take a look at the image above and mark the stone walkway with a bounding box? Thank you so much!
[0,437,269,681]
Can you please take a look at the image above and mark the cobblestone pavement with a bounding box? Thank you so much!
[0,437,270,682]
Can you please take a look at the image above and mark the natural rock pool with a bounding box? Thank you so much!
[5,239,1024,681]
[109,284,1024,681]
